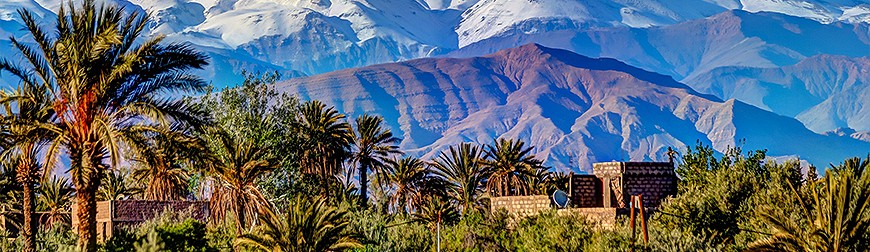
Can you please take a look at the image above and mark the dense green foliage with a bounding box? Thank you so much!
[0,2,866,251]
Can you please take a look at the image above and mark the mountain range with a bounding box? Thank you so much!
[276,44,870,171]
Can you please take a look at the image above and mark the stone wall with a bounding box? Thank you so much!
[570,174,602,207]
[491,195,551,217]
[557,208,617,228]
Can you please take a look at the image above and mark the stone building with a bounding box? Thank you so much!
[589,161,679,209]
[71,200,209,242]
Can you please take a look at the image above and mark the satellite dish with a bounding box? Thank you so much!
[552,190,570,208]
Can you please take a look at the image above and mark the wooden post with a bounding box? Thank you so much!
[629,195,636,250]
[639,194,648,244]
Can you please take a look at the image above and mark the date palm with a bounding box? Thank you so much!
[350,114,400,209]
[483,138,544,197]
[128,126,206,200]
[235,196,362,252]
[38,176,74,228]
[0,1,209,250]
[204,128,276,235]
[297,101,352,197]
[0,72,55,252]
[98,169,138,201]
[431,143,489,214]
[382,157,431,214]
[749,157,870,252]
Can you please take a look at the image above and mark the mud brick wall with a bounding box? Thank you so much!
[491,195,551,217]
[570,174,603,207]
[623,175,678,208]
[113,200,209,223]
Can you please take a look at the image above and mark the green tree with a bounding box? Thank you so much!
[655,142,802,249]
[0,1,209,250]
[350,114,401,209]
[483,138,544,197]
[431,143,489,214]
[749,157,870,251]
[235,196,361,252]
[297,101,352,197]
[198,71,304,201]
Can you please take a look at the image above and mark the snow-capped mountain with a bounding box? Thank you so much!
[685,55,870,134]
[4,0,869,86]
[451,10,870,81]
[275,44,870,171]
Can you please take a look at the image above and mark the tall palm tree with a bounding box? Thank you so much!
[235,196,362,252]
[0,71,55,252]
[748,157,870,252]
[483,138,544,197]
[0,0,207,251]
[297,100,352,197]
[431,143,489,214]
[350,114,400,209]
[0,1,209,249]
[204,128,276,235]
[38,176,74,228]
[381,157,431,214]
[128,126,206,200]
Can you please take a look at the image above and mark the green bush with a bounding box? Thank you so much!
[513,211,592,251]
[101,209,216,252]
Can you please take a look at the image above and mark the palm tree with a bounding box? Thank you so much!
[297,101,352,197]
[0,74,55,252]
[235,196,362,252]
[350,114,401,209]
[412,195,460,252]
[381,157,431,214]
[98,170,138,201]
[38,176,74,228]
[431,143,489,214]
[203,128,276,235]
[748,157,870,252]
[483,138,545,197]
[0,1,209,250]
[128,126,206,200]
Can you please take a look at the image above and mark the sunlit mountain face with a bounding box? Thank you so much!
[2,0,869,171]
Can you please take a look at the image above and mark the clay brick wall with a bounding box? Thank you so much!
[112,200,209,223]
[491,195,551,217]
[623,175,678,208]
[570,174,602,207]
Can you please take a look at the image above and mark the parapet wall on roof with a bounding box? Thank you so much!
[593,161,676,177]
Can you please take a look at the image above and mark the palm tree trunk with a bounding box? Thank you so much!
[236,198,245,236]
[20,178,36,252]
[75,185,98,252]
[359,163,368,209]
[73,150,101,252]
